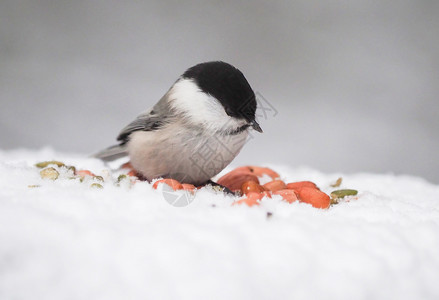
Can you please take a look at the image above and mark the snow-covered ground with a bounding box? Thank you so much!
[1,148,439,300]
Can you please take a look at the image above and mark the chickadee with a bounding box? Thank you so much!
[94,61,262,185]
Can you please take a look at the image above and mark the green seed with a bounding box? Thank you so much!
[35,161,65,168]
[93,176,104,182]
[90,183,103,189]
[330,189,358,199]
[117,174,127,182]
[40,167,59,180]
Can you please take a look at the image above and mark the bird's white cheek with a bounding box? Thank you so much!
[168,78,245,130]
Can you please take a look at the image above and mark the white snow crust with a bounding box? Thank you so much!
[1,148,439,300]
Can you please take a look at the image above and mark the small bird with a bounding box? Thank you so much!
[94,61,262,185]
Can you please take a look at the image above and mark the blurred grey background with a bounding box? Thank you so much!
[1,0,438,183]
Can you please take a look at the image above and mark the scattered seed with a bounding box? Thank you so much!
[211,185,225,193]
[286,181,318,190]
[117,174,128,182]
[242,181,265,195]
[93,176,104,182]
[35,161,65,168]
[330,198,339,205]
[263,180,287,192]
[66,165,76,174]
[28,185,40,188]
[40,167,59,180]
[331,177,343,188]
[90,183,103,189]
[330,189,358,199]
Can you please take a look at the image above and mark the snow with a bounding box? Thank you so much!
[1,148,439,300]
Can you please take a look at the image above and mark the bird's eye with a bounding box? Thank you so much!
[225,107,233,116]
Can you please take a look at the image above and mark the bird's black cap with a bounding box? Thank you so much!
[182,61,258,125]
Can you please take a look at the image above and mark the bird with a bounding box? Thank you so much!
[94,61,262,186]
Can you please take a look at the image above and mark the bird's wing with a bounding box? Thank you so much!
[92,144,128,161]
[117,94,173,144]
[93,92,176,161]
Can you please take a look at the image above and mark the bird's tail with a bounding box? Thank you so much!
[92,144,128,161]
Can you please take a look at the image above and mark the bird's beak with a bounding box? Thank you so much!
[251,120,263,133]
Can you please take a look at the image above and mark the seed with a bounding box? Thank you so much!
[263,180,287,192]
[241,181,265,195]
[233,192,263,206]
[90,183,103,189]
[93,176,104,182]
[248,166,280,179]
[330,189,358,199]
[35,161,65,168]
[296,187,331,209]
[40,167,59,180]
[152,179,183,191]
[273,189,299,204]
[330,198,339,205]
[286,181,318,190]
[330,177,343,188]
[117,174,128,182]
[76,170,95,177]
[66,165,76,174]
[217,168,259,192]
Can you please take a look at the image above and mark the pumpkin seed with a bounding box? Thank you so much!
[90,183,103,189]
[40,167,59,180]
[35,161,65,168]
[330,189,358,199]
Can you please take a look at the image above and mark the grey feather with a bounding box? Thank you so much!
[94,93,176,162]
[93,144,127,161]
[117,94,173,143]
